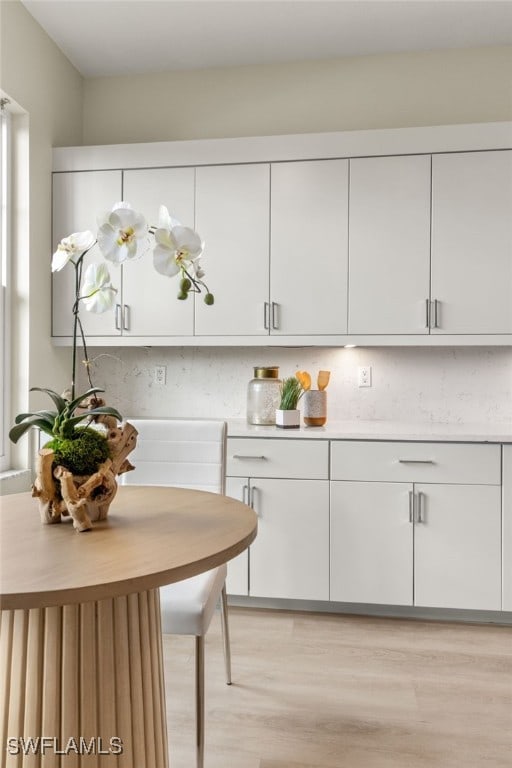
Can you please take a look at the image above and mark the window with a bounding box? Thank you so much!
[0,98,11,471]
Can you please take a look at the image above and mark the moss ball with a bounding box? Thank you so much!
[47,428,110,476]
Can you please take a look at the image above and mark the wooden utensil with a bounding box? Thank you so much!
[317,370,330,390]
[296,371,311,391]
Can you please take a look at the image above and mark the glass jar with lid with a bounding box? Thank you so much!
[247,366,281,425]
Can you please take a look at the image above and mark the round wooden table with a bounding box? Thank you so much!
[0,486,257,767]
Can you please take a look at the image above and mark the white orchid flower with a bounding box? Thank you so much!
[97,203,148,264]
[153,225,204,277]
[157,204,182,231]
[80,262,117,313]
[51,230,96,272]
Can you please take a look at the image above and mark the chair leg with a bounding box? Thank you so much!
[220,583,232,685]
[195,635,205,768]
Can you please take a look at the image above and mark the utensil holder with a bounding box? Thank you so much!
[303,390,327,427]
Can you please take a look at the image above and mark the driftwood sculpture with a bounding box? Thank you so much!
[32,420,138,532]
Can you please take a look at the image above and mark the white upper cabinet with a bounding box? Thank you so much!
[52,170,122,337]
[431,150,512,334]
[270,160,349,335]
[194,164,270,336]
[122,168,195,336]
[52,125,512,345]
[348,155,431,334]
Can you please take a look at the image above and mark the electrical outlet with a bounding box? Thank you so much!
[154,365,167,385]
[358,366,372,387]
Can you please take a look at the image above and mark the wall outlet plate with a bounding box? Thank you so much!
[358,366,372,387]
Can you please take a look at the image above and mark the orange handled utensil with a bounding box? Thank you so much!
[317,370,330,390]
[296,371,311,391]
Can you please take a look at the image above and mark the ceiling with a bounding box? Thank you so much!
[20,0,512,78]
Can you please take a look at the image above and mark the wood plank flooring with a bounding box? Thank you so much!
[163,607,512,768]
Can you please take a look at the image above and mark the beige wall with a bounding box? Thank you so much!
[83,45,512,145]
[0,0,83,472]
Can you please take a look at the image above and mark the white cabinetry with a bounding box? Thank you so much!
[53,167,197,338]
[502,445,512,611]
[348,155,431,334]
[194,164,270,336]
[270,160,348,335]
[330,441,502,610]
[52,127,512,346]
[52,170,122,337]
[348,149,512,337]
[195,160,349,337]
[226,438,329,600]
[431,150,512,334]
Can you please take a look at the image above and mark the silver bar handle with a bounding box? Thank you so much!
[425,298,430,329]
[115,303,122,330]
[249,485,257,513]
[242,484,249,505]
[432,298,439,329]
[417,491,425,523]
[263,302,270,330]
[408,490,415,523]
[123,304,130,331]
[271,301,279,330]
[232,454,267,460]
[398,459,435,464]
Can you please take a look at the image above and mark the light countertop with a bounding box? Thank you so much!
[226,419,512,443]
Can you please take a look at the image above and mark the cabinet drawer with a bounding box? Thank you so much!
[227,438,328,479]
[331,441,500,485]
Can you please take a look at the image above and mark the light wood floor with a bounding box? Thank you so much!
[163,607,512,768]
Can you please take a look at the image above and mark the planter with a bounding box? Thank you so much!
[275,408,300,429]
[33,421,138,532]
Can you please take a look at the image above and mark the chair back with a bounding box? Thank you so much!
[120,418,227,494]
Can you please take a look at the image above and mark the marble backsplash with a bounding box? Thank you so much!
[84,345,512,426]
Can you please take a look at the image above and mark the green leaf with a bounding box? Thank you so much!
[9,419,56,444]
[62,407,122,433]
[67,387,105,414]
[87,406,122,421]
[30,387,67,413]
[14,410,57,424]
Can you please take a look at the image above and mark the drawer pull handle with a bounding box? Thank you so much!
[398,459,435,464]
[432,298,440,329]
[408,490,415,523]
[417,491,425,523]
[232,455,267,460]
[263,302,270,330]
[271,301,279,330]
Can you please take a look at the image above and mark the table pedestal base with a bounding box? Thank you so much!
[0,588,169,767]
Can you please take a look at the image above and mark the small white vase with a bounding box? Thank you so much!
[275,408,300,429]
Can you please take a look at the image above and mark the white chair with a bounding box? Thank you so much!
[120,418,231,768]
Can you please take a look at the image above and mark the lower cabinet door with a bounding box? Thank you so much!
[225,477,249,596]
[414,483,502,610]
[249,478,329,600]
[330,481,413,605]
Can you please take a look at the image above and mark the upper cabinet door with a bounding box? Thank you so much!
[348,155,432,334]
[194,164,270,336]
[52,170,122,337]
[123,168,195,336]
[431,150,512,334]
[270,160,349,335]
